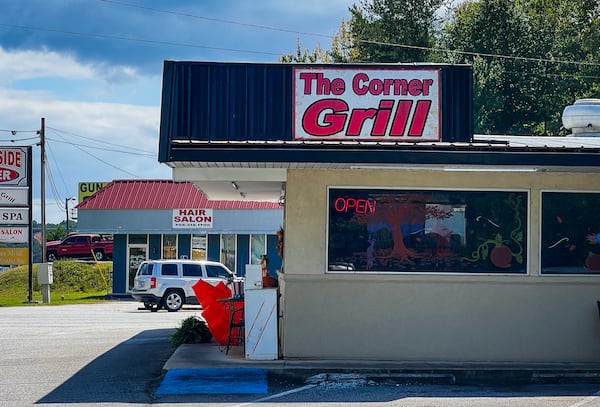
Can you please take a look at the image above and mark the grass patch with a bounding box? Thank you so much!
[0,261,113,306]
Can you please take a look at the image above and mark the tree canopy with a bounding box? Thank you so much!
[282,0,600,135]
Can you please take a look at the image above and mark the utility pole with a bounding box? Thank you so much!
[40,118,46,262]
[65,197,75,233]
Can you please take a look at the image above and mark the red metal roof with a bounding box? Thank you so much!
[76,180,281,210]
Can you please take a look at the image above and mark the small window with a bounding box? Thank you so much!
[76,236,88,244]
[205,264,232,279]
[182,263,203,277]
[250,234,266,265]
[220,234,236,271]
[162,234,178,259]
[161,263,178,276]
[191,234,207,260]
[129,234,148,244]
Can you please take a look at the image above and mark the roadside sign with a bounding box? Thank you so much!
[78,182,108,202]
[0,188,28,206]
[0,247,28,265]
[0,208,28,225]
[0,147,27,186]
[0,226,28,243]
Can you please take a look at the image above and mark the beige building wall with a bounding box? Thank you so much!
[279,169,600,362]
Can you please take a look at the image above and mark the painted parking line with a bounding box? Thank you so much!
[232,385,317,407]
[155,368,267,395]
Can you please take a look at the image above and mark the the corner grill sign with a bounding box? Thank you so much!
[294,68,441,141]
[172,209,213,229]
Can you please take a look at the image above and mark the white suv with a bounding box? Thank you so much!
[131,259,235,312]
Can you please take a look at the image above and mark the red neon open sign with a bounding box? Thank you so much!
[333,197,376,214]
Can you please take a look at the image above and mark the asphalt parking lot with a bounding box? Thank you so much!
[3,301,600,407]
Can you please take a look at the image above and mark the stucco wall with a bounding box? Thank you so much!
[280,168,600,362]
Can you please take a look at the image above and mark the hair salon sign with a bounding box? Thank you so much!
[172,208,213,229]
[294,67,440,141]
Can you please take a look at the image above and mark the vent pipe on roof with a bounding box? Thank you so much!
[562,99,600,137]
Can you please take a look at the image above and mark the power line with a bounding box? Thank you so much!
[0,129,39,134]
[45,145,68,210]
[46,129,143,178]
[0,136,40,144]
[98,0,600,69]
[0,23,281,57]
[98,0,333,40]
[3,9,599,70]
[47,126,157,155]
[47,137,157,158]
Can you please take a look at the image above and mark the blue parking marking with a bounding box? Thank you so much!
[155,368,268,395]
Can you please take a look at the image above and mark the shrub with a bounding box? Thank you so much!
[34,261,112,293]
[170,316,212,347]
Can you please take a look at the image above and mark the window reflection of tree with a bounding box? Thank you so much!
[328,189,527,273]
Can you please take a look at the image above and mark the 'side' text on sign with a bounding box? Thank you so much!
[294,68,441,141]
[172,209,213,229]
[0,147,27,186]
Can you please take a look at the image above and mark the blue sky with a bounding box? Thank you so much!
[0,0,353,223]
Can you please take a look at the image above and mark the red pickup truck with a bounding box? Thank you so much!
[46,233,113,262]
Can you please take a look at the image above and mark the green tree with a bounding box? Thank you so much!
[284,0,600,135]
[280,38,330,63]
[442,0,600,134]
[346,0,445,63]
[46,224,67,242]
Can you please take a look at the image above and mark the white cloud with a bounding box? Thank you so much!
[0,47,171,223]
[0,47,95,83]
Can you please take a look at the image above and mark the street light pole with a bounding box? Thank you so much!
[65,197,75,233]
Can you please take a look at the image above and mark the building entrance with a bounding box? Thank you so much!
[127,245,147,291]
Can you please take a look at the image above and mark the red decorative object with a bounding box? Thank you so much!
[585,254,600,271]
[192,279,242,345]
[490,245,513,268]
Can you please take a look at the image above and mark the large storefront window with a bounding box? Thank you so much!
[328,188,528,273]
[162,234,178,259]
[221,234,236,271]
[541,192,600,274]
[191,234,207,260]
[250,234,266,264]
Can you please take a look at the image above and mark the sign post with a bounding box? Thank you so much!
[0,146,32,301]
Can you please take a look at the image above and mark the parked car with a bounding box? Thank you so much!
[130,259,236,312]
[46,233,113,262]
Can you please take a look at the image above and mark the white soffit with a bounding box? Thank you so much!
[173,167,285,201]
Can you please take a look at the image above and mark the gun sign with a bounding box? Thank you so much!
[294,68,440,141]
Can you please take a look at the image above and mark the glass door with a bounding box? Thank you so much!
[127,245,147,291]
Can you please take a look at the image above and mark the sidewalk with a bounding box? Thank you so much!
[163,342,600,386]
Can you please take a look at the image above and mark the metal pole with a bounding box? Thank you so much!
[40,118,46,262]
[27,146,33,303]
[65,198,70,233]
